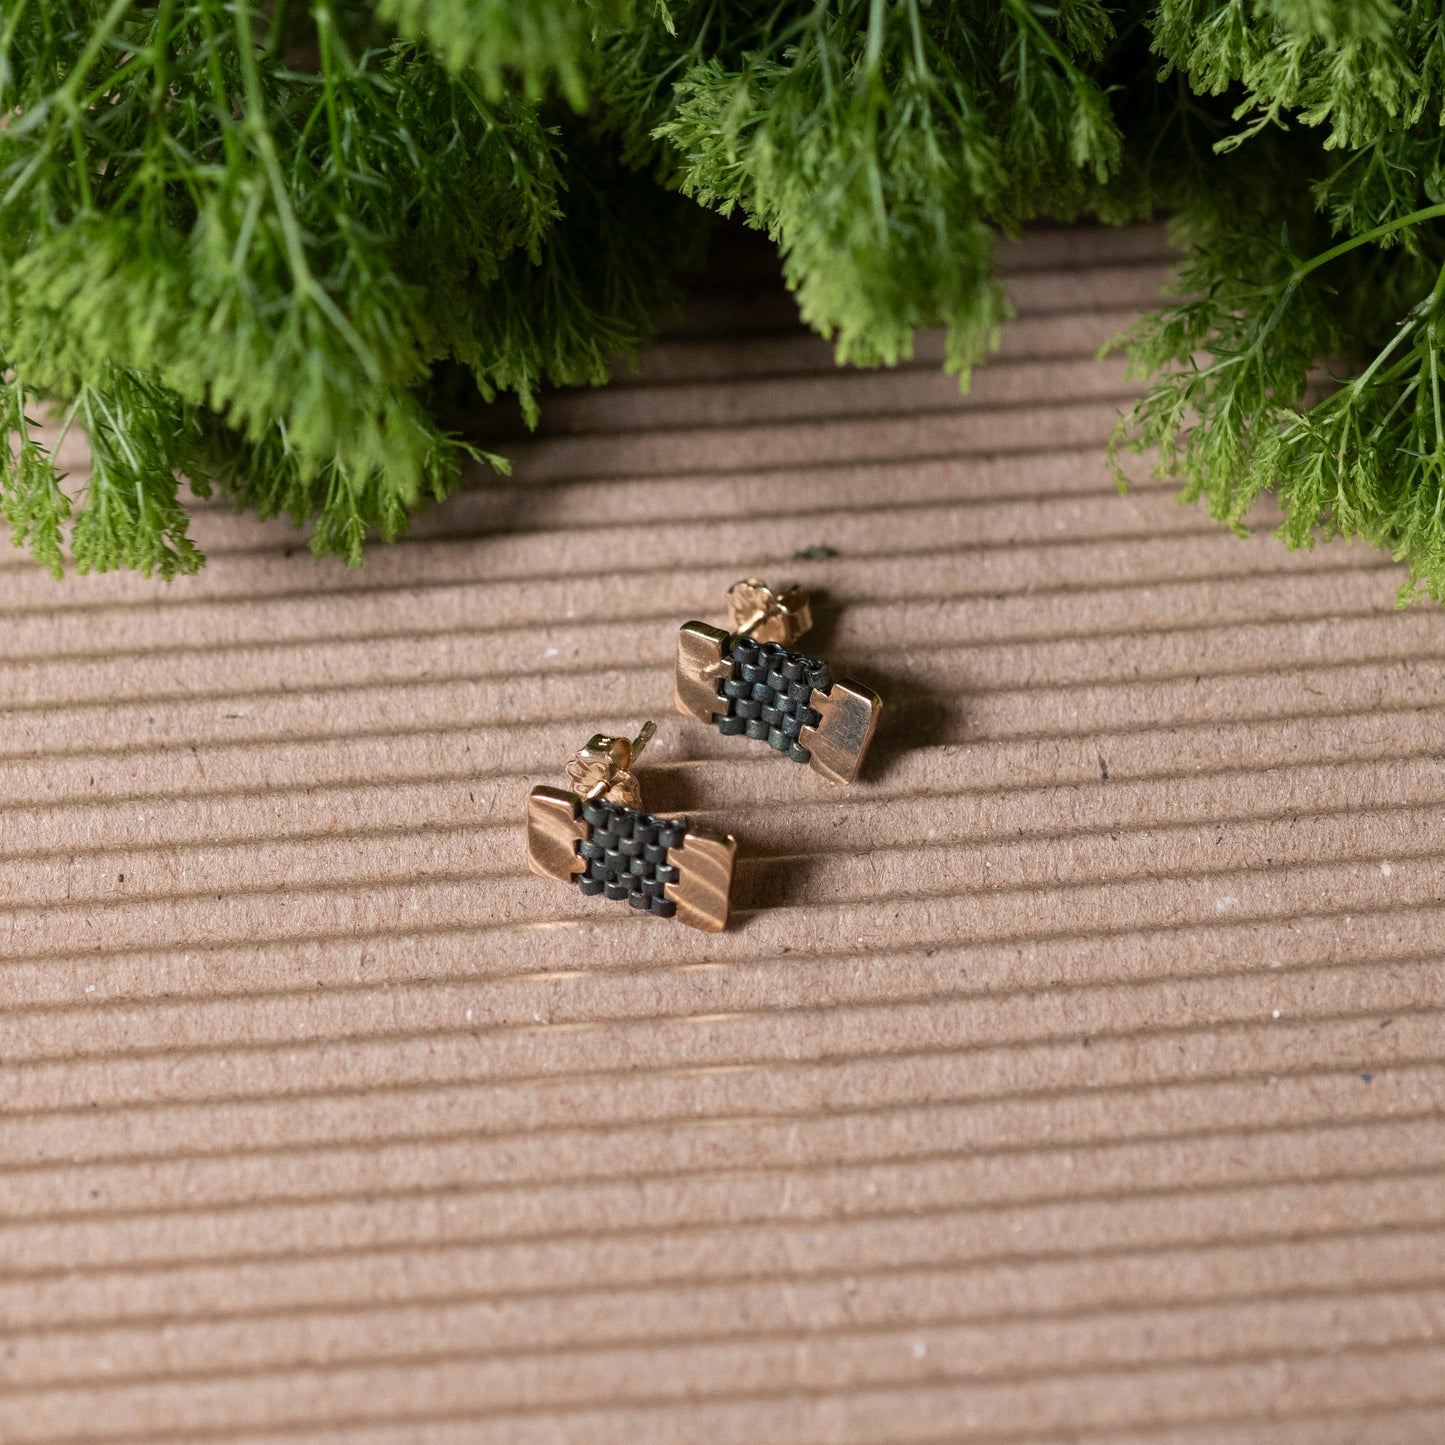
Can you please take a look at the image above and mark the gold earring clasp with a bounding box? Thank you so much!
[564,720,656,808]
[725,579,812,649]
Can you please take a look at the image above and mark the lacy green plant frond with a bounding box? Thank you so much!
[2,16,565,454]
[376,0,633,108]
[647,0,1119,380]
[390,51,564,276]
[1113,0,1445,602]
[1116,196,1445,601]
[1311,129,1445,247]
[1151,0,1442,152]
[456,128,705,427]
[1263,307,1445,603]
[0,0,571,573]
[180,396,496,566]
[69,373,203,581]
[0,372,72,579]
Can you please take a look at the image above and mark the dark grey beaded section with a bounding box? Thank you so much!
[715,636,831,765]
[574,798,684,919]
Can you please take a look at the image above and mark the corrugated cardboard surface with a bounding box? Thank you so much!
[2,222,1444,1443]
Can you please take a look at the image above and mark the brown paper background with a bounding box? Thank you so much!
[3,222,1444,1442]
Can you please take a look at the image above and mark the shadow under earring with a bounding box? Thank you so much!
[675,579,882,785]
[525,722,738,932]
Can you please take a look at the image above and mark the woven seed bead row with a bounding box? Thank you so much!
[575,798,684,919]
[714,636,831,765]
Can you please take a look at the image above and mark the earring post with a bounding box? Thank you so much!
[629,719,657,764]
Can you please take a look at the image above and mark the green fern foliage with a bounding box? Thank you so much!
[0,0,688,575]
[7,0,1445,598]
[377,0,633,108]
[1116,0,1445,602]
[608,0,1120,377]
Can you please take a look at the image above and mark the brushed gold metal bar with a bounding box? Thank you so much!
[675,621,732,724]
[525,786,588,881]
[664,828,737,932]
[799,680,883,785]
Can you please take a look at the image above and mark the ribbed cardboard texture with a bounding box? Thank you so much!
[2,223,1444,1442]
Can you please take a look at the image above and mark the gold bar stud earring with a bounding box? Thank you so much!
[675,579,882,785]
[525,722,738,932]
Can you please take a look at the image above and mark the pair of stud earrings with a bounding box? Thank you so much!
[525,579,883,932]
